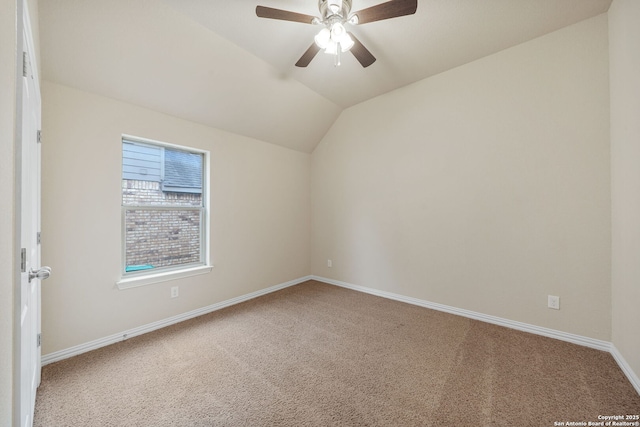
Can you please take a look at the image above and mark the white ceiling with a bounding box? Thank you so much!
[38,0,612,153]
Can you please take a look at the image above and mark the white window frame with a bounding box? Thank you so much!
[117,134,212,290]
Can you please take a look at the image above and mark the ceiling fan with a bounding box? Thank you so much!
[256,0,418,68]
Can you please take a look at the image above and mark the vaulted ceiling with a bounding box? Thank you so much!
[38,0,612,153]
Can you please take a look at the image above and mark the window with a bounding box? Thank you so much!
[119,136,210,287]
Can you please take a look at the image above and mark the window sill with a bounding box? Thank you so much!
[116,265,213,290]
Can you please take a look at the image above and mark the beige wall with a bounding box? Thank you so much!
[610,0,640,381]
[1,0,18,422]
[40,82,311,354]
[311,15,611,340]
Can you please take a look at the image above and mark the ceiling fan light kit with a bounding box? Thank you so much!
[256,0,417,68]
[314,25,354,53]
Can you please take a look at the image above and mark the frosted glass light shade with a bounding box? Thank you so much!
[339,33,354,51]
[330,23,346,41]
[314,28,331,49]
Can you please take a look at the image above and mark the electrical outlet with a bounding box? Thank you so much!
[327,259,332,268]
[547,295,560,310]
[171,286,179,298]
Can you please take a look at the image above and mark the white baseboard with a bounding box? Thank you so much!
[41,275,312,366]
[311,275,640,395]
[610,344,640,395]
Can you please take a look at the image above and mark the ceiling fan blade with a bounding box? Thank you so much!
[256,6,317,24]
[348,33,376,67]
[351,0,417,25]
[295,43,322,67]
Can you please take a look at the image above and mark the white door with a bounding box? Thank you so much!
[19,3,47,426]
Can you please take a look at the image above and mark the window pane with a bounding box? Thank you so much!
[163,149,203,193]
[124,209,202,272]
[121,137,207,277]
[122,141,162,182]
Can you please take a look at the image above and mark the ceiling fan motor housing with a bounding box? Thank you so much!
[318,0,353,21]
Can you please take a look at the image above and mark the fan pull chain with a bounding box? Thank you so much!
[335,42,342,67]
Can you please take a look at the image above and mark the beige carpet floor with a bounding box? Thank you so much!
[34,280,640,426]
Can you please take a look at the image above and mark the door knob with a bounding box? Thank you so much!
[29,266,51,282]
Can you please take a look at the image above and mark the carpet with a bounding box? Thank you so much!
[34,280,640,426]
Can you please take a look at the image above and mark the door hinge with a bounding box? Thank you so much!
[20,248,26,272]
[22,51,28,77]
[37,232,41,245]
[37,334,41,347]
[37,130,42,144]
